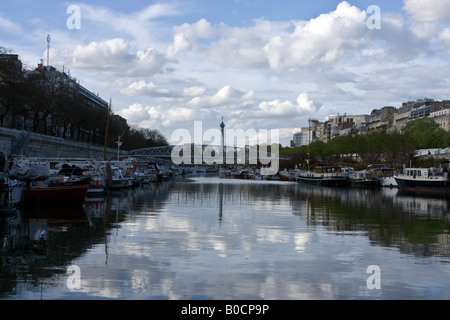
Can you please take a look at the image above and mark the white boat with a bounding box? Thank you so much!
[110,166,133,189]
[378,175,398,188]
[297,166,353,187]
[371,166,398,188]
[135,171,152,184]
[395,167,450,193]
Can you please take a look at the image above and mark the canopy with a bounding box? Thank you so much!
[9,165,50,181]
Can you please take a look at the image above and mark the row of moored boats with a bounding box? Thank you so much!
[227,162,450,194]
[3,158,449,213]
[0,157,185,212]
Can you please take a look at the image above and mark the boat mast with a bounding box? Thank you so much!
[103,98,111,160]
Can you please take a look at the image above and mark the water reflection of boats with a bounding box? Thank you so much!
[24,202,88,222]
[0,176,23,213]
[395,190,450,217]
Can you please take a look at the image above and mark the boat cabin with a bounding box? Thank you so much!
[314,166,351,174]
[404,168,429,178]
[403,168,448,179]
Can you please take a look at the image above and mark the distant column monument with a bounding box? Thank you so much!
[220,117,225,164]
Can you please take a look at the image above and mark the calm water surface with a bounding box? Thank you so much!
[1,175,450,300]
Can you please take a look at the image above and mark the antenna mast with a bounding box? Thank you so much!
[47,34,51,66]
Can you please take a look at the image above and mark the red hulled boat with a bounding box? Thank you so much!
[23,176,91,203]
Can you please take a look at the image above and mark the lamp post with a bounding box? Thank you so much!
[117,131,125,160]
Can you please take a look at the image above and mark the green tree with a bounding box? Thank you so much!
[403,117,446,149]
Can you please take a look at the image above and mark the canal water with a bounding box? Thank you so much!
[1,175,450,300]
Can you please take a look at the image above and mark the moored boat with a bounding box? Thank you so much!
[233,169,254,180]
[88,175,107,194]
[279,169,300,181]
[297,166,353,187]
[349,170,380,188]
[23,175,91,203]
[373,167,398,188]
[110,166,132,189]
[56,163,107,194]
[395,167,450,193]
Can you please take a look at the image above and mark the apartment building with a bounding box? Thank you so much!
[321,114,370,143]
[367,106,396,131]
[292,98,450,147]
[430,101,450,131]
[292,131,308,147]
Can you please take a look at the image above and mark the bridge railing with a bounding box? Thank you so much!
[129,144,275,165]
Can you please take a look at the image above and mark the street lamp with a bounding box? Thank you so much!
[117,131,125,160]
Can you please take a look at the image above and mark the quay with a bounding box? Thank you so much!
[0,126,120,159]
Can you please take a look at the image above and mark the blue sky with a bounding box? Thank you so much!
[2,0,450,146]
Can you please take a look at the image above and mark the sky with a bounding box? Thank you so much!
[1,0,450,147]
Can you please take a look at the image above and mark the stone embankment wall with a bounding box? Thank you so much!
[0,127,123,159]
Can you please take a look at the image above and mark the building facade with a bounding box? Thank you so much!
[368,106,396,131]
[292,131,308,148]
[292,98,450,148]
[430,101,450,131]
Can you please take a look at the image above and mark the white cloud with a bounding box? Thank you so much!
[255,93,322,118]
[208,19,288,69]
[403,0,450,39]
[403,0,450,22]
[79,3,179,46]
[53,38,167,76]
[121,80,171,97]
[118,103,201,130]
[118,103,158,125]
[297,93,320,112]
[167,2,372,71]
[440,28,450,46]
[72,38,131,67]
[163,107,197,125]
[264,1,368,70]
[368,12,430,62]
[183,86,207,97]
[167,18,215,58]
[188,85,254,108]
[0,14,23,35]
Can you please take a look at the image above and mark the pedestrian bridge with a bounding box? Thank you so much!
[129,145,176,158]
[129,144,276,165]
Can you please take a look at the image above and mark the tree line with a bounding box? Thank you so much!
[280,117,448,170]
[0,50,168,152]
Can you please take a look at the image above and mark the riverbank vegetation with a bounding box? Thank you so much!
[280,118,449,170]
